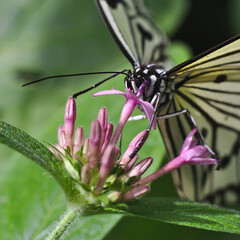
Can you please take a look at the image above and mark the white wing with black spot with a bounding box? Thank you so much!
[158,35,240,204]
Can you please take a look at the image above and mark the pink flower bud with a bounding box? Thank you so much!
[81,164,92,185]
[64,98,76,152]
[129,157,153,179]
[101,123,114,154]
[98,107,108,145]
[95,144,120,194]
[73,126,85,159]
[58,126,66,149]
[122,185,150,201]
[82,138,90,163]
[124,154,138,173]
[89,120,102,168]
[120,130,148,165]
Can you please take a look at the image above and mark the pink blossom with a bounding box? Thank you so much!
[133,129,218,187]
[49,98,217,203]
[93,88,156,145]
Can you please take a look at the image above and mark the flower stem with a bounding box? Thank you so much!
[47,209,79,240]
[133,156,183,186]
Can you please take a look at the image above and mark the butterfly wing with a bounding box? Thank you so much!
[158,35,240,204]
[95,0,169,68]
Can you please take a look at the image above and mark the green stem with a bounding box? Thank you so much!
[47,209,79,240]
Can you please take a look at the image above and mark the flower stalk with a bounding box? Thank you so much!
[47,209,80,240]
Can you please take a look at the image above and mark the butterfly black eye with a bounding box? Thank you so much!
[124,73,145,90]
[134,75,145,88]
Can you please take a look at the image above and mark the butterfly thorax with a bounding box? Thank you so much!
[125,63,174,110]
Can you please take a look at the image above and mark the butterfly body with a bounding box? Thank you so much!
[125,64,174,109]
[95,0,240,205]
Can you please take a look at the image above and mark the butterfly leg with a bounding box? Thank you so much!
[118,132,123,157]
[157,109,221,170]
[157,109,188,120]
[186,110,220,170]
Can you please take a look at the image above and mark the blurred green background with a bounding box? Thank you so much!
[0,0,239,239]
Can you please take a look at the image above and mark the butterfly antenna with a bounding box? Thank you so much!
[22,70,128,87]
[72,69,128,98]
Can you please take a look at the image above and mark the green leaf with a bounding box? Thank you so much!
[109,197,240,234]
[0,149,123,240]
[0,120,66,188]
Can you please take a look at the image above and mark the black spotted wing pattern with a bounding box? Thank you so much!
[158,35,240,204]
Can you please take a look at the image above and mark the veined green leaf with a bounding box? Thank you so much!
[108,197,240,234]
[0,120,67,188]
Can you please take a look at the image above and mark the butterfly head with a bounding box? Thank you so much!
[125,64,167,104]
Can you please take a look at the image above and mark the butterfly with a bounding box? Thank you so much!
[95,0,240,205]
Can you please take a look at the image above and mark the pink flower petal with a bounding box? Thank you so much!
[93,88,156,128]
[92,88,127,97]
[138,99,156,129]
[187,157,218,165]
[180,129,197,154]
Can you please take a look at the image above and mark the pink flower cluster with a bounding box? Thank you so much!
[49,90,217,203]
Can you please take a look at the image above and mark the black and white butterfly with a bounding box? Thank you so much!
[95,0,240,205]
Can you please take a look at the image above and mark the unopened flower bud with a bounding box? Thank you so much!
[89,120,102,168]
[122,185,150,201]
[129,157,152,179]
[58,126,65,145]
[81,164,92,185]
[82,138,90,163]
[101,123,114,154]
[124,154,138,173]
[73,126,85,159]
[108,191,121,203]
[120,130,148,165]
[64,98,76,151]
[95,145,120,194]
[98,107,108,145]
